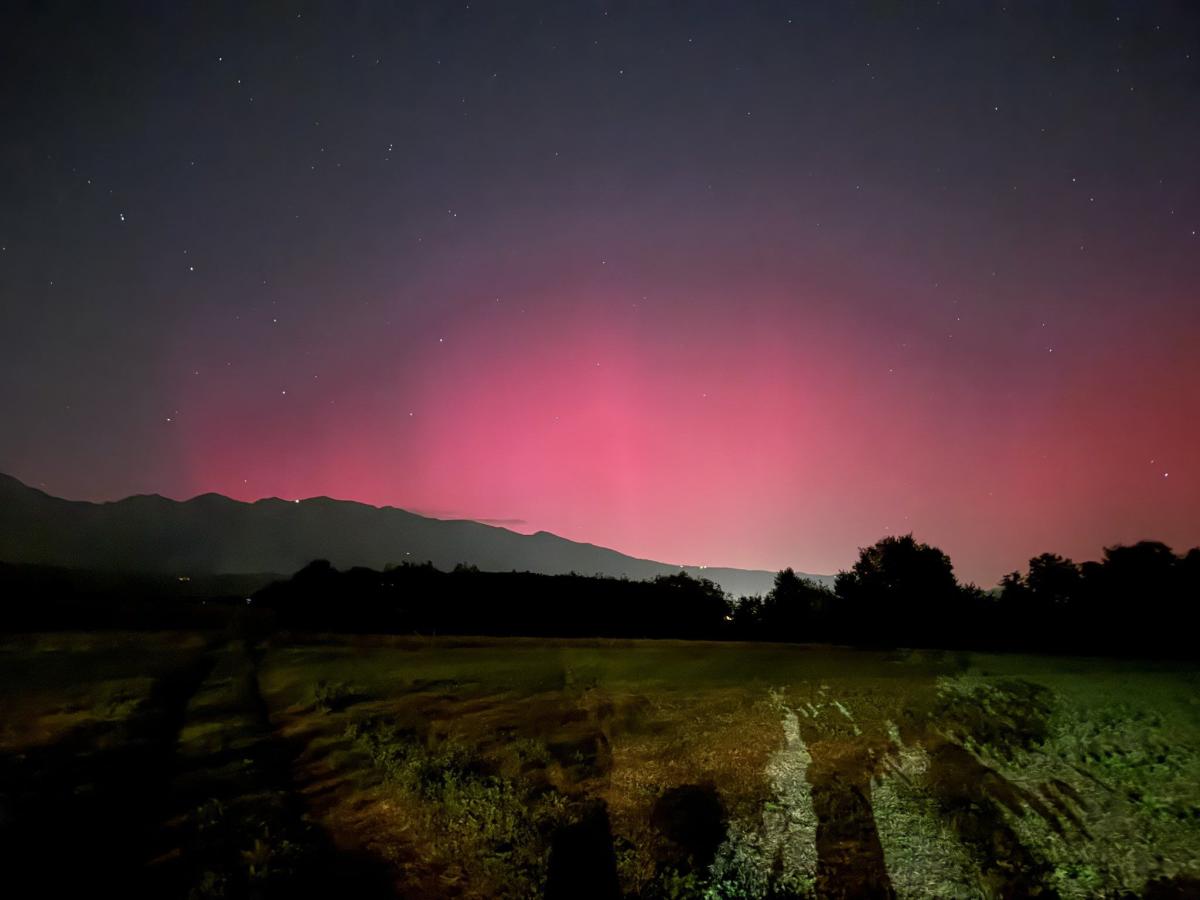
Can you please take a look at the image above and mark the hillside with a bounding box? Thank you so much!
[0,474,829,597]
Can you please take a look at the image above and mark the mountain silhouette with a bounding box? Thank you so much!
[0,473,829,597]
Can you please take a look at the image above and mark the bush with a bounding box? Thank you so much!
[312,679,358,713]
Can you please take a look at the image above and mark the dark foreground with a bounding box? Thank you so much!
[2,633,1198,898]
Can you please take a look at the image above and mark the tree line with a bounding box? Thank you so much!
[254,534,1200,657]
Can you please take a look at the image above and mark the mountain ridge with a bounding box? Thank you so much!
[0,473,831,597]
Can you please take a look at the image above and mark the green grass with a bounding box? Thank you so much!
[259,637,1200,898]
[0,631,207,750]
[3,633,1198,898]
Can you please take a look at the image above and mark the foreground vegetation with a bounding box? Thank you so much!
[3,632,1198,897]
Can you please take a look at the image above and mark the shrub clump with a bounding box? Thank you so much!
[312,679,358,713]
[344,717,573,896]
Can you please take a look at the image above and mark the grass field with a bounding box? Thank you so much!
[2,633,1198,898]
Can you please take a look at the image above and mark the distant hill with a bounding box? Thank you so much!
[0,473,830,597]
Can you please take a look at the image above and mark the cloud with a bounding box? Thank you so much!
[409,507,526,527]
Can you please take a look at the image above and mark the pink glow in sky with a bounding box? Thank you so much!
[164,251,1200,587]
[5,4,1199,587]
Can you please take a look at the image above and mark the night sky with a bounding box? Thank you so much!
[2,2,1198,585]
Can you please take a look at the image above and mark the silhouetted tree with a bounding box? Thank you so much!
[991,540,1200,655]
[1183,548,1200,596]
[834,534,961,644]
[1026,553,1081,606]
[236,537,1200,656]
[1094,541,1184,649]
[6,534,1198,657]
[999,570,1027,602]
[730,594,764,635]
[648,571,731,637]
[760,568,830,640]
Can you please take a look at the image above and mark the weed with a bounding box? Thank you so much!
[312,679,359,713]
[343,717,575,895]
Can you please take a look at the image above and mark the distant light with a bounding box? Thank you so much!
[245,598,252,604]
